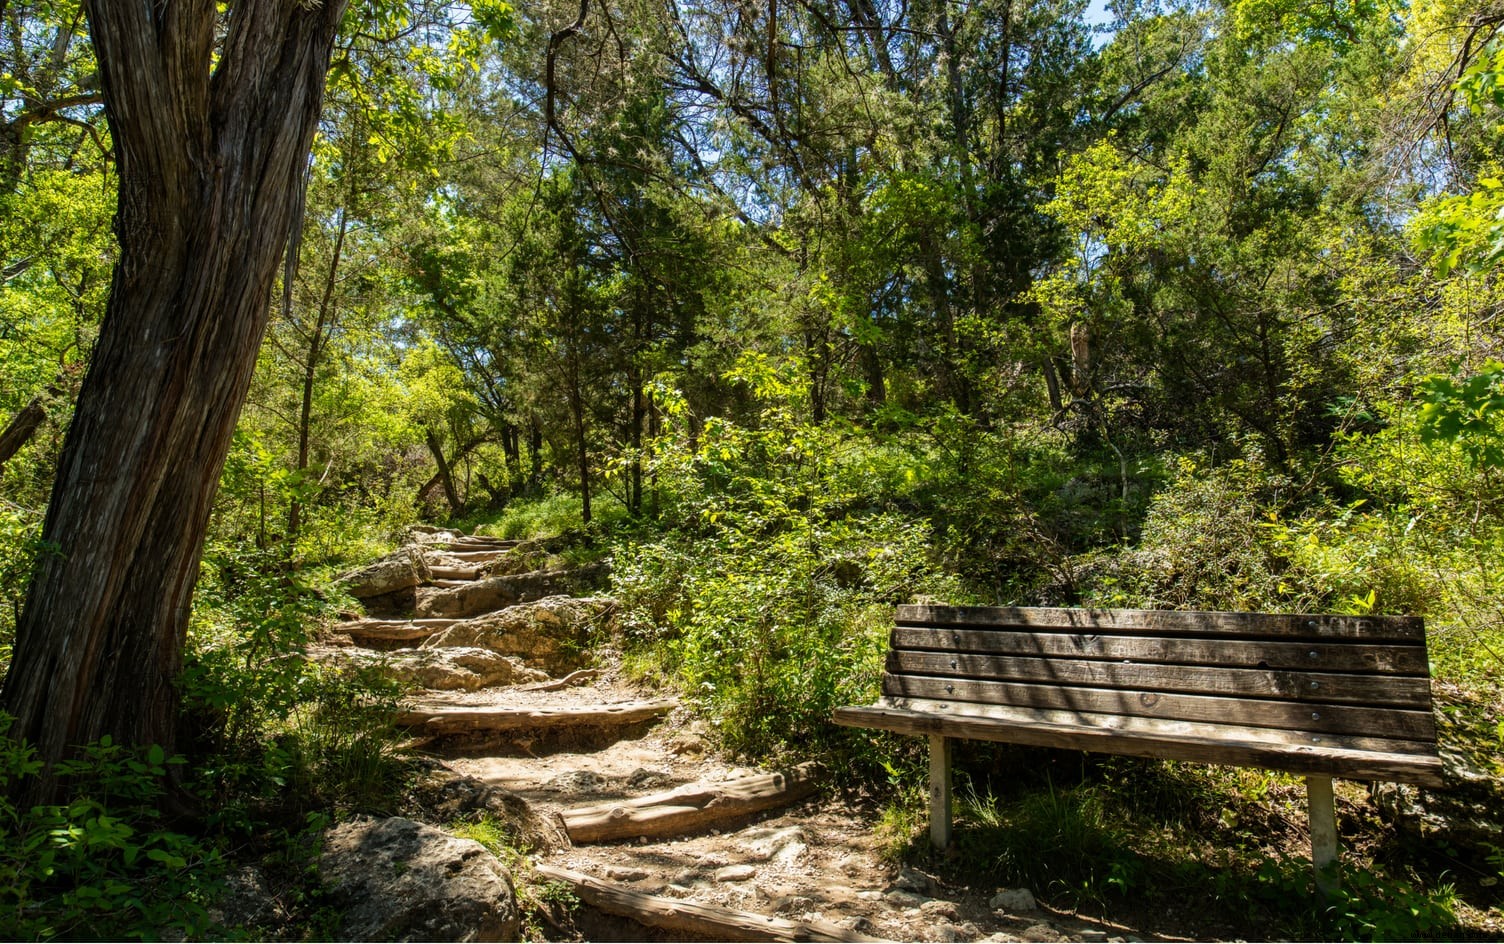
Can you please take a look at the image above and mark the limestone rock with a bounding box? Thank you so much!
[312,645,549,691]
[407,768,566,851]
[420,595,616,674]
[715,865,756,883]
[408,526,463,545]
[741,825,808,865]
[340,545,432,600]
[990,888,1038,913]
[415,564,611,620]
[1370,682,1504,861]
[319,816,519,942]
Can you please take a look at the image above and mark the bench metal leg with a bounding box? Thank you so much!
[1306,774,1339,895]
[929,734,952,850]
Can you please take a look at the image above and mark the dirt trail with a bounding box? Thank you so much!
[330,530,1186,944]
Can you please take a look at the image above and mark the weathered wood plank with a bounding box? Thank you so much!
[832,704,1445,785]
[868,696,1438,757]
[897,606,1424,643]
[560,764,820,843]
[428,565,481,580]
[432,549,510,561]
[882,674,1437,741]
[929,735,951,850]
[534,865,892,943]
[395,698,676,736]
[886,651,1431,709]
[1308,775,1340,894]
[865,696,1437,756]
[334,618,458,643]
[890,627,1429,676]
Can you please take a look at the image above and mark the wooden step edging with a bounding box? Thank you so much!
[395,698,677,736]
[560,763,821,844]
[335,618,458,643]
[533,864,890,943]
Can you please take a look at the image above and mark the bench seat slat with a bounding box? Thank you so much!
[833,702,1445,786]
[890,627,1429,676]
[884,674,1438,741]
[897,605,1424,644]
[886,651,1431,709]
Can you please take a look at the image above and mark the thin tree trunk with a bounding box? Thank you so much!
[0,395,47,468]
[425,427,464,517]
[288,207,348,546]
[1,0,347,805]
[529,416,543,492]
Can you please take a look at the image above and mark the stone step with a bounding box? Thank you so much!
[416,564,610,620]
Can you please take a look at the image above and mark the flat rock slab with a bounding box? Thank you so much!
[319,816,519,942]
[415,565,610,620]
[310,644,550,691]
[419,595,616,674]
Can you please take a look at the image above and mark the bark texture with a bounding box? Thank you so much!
[0,0,348,801]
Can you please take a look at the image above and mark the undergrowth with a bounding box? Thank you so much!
[876,751,1465,942]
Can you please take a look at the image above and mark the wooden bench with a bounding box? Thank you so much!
[833,605,1444,891]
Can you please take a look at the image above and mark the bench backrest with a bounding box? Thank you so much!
[886,604,1437,755]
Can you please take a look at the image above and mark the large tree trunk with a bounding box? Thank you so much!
[0,0,347,804]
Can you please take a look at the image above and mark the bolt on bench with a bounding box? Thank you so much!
[833,605,1444,891]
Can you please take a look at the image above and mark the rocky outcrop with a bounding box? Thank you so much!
[1371,680,1504,863]
[340,545,432,601]
[310,645,550,691]
[420,595,615,674]
[319,816,519,942]
[415,564,610,620]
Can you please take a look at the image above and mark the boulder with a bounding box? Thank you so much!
[1370,680,1504,864]
[310,645,550,691]
[406,766,567,851]
[420,596,616,674]
[319,816,519,942]
[415,564,610,620]
[340,545,432,600]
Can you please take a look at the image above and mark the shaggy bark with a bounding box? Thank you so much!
[0,0,349,804]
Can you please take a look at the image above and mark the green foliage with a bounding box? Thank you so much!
[1077,456,1316,612]
[1417,360,1504,468]
[184,548,408,828]
[1232,853,1460,941]
[615,358,960,761]
[0,720,219,940]
[0,501,47,668]
[959,778,1146,903]
[473,492,626,541]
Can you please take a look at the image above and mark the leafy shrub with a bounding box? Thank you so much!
[472,492,628,541]
[184,547,408,828]
[0,500,45,671]
[0,719,219,941]
[1077,456,1318,613]
[614,359,960,763]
